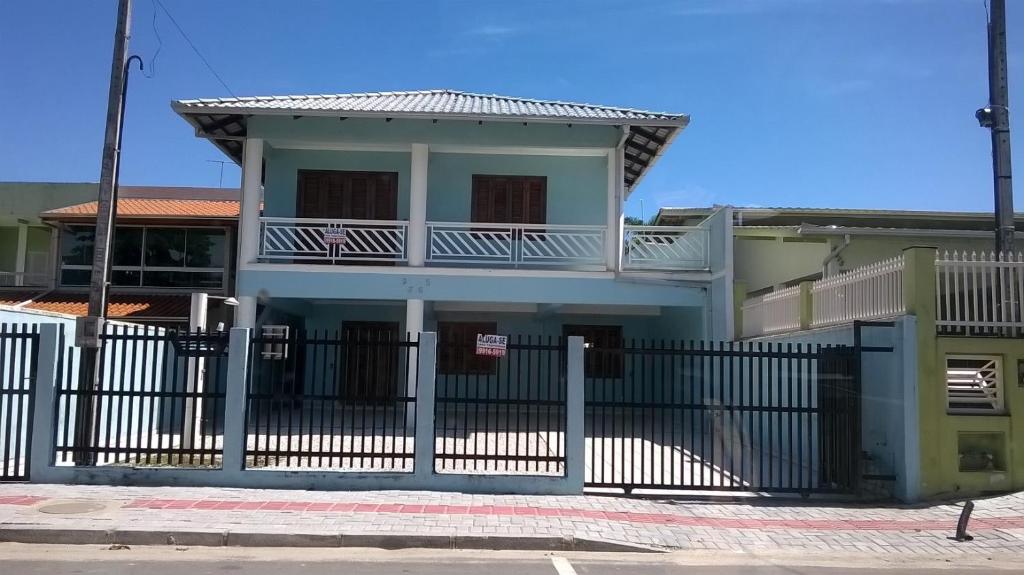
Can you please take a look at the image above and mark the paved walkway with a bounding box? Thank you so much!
[2,483,1024,556]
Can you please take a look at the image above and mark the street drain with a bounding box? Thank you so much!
[37,501,108,515]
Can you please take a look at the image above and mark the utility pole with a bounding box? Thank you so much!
[74,0,133,465]
[977,0,1015,254]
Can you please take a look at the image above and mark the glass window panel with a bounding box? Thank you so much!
[112,227,143,267]
[143,271,223,289]
[144,228,186,267]
[60,226,94,266]
[111,270,141,286]
[185,229,226,268]
[60,269,90,286]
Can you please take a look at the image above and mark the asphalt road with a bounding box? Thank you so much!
[0,544,1018,574]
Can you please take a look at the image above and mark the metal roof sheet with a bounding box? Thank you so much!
[173,90,687,124]
[173,90,688,190]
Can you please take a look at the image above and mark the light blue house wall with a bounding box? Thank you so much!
[427,153,607,225]
[263,148,412,219]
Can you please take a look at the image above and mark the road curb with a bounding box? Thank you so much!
[0,527,660,552]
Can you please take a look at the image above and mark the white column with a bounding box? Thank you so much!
[234,137,263,330]
[14,221,28,286]
[605,151,617,271]
[238,138,264,270]
[182,292,209,450]
[405,298,424,409]
[234,295,256,329]
[409,143,429,266]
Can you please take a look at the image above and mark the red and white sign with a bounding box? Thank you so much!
[475,334,507,357]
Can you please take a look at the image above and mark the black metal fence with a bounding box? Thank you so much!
[0,324,39,482]
[434,335,567,475]
[54,326,229,467]
[585,340,859,494]
[245,328,419,471]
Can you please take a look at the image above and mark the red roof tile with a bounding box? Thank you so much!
[42,198,240,220]
[1,292,191,320]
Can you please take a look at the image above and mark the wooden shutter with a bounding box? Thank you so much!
[471,175,546,224]
[438,321,499,375]
[296,170,398,220]
[563,325,623,379]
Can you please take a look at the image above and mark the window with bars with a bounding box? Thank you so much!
[946,355,1004,414]
[438,321,499,375]
[563,324,623,379]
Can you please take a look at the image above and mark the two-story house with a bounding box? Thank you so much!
[173,90,730,399]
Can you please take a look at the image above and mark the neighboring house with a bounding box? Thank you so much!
[0,186,239,326]
[656,206,1024,297]
[686,205,1024,501]
[0,182,98,288]
[172,89,731,391]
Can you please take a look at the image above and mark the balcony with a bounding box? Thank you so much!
[257,217,710,271]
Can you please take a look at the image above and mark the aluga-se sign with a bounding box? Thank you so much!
[323,228,348,245]
[475,334,507,357]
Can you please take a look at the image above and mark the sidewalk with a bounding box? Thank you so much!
[2,483,1024,556]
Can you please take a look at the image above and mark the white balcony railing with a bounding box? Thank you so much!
[741,285,802,338]
[259,217,408,263]
[623,225,709,270]
[811,255,905,328]
[257,217,712,271]
[936,251,1024,337]
[426,222,606,267]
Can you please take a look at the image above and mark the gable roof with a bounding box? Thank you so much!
[172,89,689,190]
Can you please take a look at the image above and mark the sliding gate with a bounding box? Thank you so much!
[585,341,859,494]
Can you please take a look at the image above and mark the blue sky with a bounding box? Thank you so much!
[1,0,1021,219]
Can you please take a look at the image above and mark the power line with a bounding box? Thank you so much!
[152,0,235,96]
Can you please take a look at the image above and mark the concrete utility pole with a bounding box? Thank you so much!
[74,0,133,465]
[977,0,1015,254]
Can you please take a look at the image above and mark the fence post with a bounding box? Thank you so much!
[565,335,585,492]
[902,247,937,327]
[221,327,251,473]
[799,281,814,330]
[29,323,60,478]
[413,331,437,478]
[901,246,938,497]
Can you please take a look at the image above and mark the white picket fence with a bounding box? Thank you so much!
[740,285,802,338]
[936,251,1024,337]
[811,255,905,329]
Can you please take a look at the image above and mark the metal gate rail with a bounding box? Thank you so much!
[0,324,39,482]
[584,340,859,494]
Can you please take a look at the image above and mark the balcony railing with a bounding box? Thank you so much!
[0,271,50,288]
[426,222,606,268]
[259,217,408,264]
[623,225,709,270]
[257,217,711,271]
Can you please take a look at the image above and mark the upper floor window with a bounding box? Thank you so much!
[471,175,546,225]
[60,225,227,290]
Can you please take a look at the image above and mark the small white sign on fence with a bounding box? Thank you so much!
[323,228,348,245]
[475,334,507,357]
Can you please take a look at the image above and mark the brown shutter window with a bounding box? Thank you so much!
[563,325,623,379]
[471,175,546,224]
[438,321,499,375]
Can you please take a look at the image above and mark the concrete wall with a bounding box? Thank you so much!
[920,337,1024,498]
[734,236,830,293]
[0,228,18,271]
[0,182,97,225]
